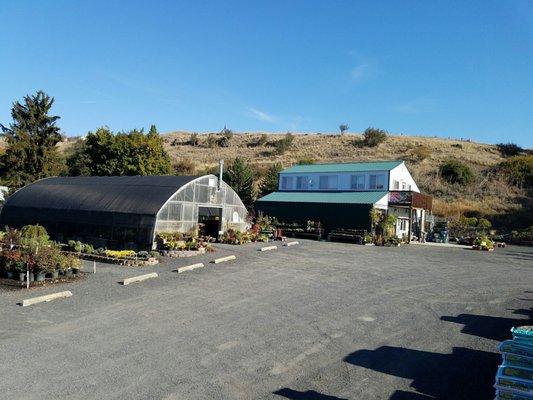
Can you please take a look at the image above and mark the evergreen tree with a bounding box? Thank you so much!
[148,124,158,136]
[259,163,282,197]
[224,157,255,205]
[0,91,65,188]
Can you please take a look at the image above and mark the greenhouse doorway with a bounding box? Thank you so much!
[198,206,222,239]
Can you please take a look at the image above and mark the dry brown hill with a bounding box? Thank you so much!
[161,131,525,222]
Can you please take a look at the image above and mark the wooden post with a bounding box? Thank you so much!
[407,206,413,244]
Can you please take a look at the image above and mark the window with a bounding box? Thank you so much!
[392,180,400,190]
[319,175,338,190]
[281,176,293,190]
[369,174,385,189]
[350,175,365,190]
[401,182,406,190]
[296,176,308,190]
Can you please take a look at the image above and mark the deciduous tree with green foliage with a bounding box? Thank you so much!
[67,126,172,176]
[259,162,283,197]
[0,91,66,188]
[224,157,255,205]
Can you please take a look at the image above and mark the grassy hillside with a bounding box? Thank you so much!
[161,131,527,224]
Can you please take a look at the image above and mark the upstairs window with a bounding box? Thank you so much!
[319,175,338,190]
[296,176,309,190]
[350,175,365,190]
[392,180,400,190]
[369,174,385,190]
[281,176,293,190]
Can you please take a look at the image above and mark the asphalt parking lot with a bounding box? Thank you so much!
[0,241,531,400]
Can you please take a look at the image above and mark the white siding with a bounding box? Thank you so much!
[389,163,419,192]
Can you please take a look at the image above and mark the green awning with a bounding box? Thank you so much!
[256,191,389,204]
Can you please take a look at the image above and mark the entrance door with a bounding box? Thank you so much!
[198,207,222,239]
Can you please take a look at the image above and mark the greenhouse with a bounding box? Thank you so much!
[0,175,248,250]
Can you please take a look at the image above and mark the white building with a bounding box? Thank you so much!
[256,160,432,241]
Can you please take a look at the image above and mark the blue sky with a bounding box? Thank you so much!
[1,0,532,146]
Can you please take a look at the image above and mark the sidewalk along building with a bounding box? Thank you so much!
[0,175,248,250]
[255,160,432,242]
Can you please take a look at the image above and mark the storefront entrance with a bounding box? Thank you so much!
[198,206,222,239]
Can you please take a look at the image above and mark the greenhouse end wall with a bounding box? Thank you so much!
[154,175,248,240]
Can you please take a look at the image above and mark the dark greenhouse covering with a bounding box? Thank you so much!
[0,175,227,250]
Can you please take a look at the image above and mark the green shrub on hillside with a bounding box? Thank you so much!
[497,142,523,157]
[218,127,233,147]
[274,132,294,155]
[174,159,195,175]
[188,132,199,146]
[498,155,533,189]
[362,127,387,147]
[206,133,217,148]
[353,127,388,148]
[412,145,432,161]
[297,157,315,165]
[440,159,474,185]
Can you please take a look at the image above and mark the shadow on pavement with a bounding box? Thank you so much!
[344,346,498,400]
[388,390,434,399]
[440,307,532,341]
[273,388,348,400]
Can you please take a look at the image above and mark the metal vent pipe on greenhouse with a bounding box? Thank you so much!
[0,175,248,250]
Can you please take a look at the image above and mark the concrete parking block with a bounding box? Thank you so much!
[211,255,236,264]
[259,245,277,252]
[121,272,158,285]
[284,241,299,247]
[175,263,205,273]
[21,291,73,307]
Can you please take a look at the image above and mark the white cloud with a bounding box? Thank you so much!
[247,107,278,123]
[245,107,307,131]
[350,63,371,81]
[392,98,436,115]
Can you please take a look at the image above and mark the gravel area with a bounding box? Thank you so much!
[0,241,531,399]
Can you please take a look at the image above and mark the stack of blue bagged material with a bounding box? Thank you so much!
[495,326,533,399]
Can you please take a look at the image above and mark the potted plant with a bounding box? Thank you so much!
[473,235,494,251]
[19,253,35,282]
[15,260,27,282]
[3,249,22,279]
[70,255,82,274]
[364,234,375,246]
[34,268,46,282]
[64,258,73,276]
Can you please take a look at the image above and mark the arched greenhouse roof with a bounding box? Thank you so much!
[1,175,200,216]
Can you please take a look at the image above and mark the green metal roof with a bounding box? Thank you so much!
[281,160,403,174]
[256,190,389,204]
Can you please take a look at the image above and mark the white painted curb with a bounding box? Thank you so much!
[211,255,236,264]
[121,272,158,285]
[259,245,277,252]
[284,241,299,247]
[175,263,205,273]
[21,291,73,307]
